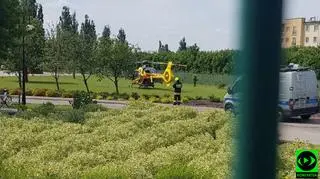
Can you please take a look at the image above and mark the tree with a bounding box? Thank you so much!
[26,0,37,18]
[37,4,43,24]
[43,25,66,91]
[0,0,20,62]
[71,12,78,34]
[97,29,135,94]
[158,40,170,52]
[178,37,187,51]
[102,25,111,39]
[19,0,46,81]
[117,28,126,43]
[58,6,79,79]
[75,14,97,93]
[59,6,73,32]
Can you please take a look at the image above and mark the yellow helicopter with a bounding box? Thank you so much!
[132,60,187,88]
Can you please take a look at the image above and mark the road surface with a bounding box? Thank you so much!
[2,96,320,145]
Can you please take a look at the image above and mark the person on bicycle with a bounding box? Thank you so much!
[0,89,8,107]
[2,89,8,101]
[173,77,183,105]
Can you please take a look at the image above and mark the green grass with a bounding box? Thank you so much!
[176,72,233,86]
[0,75,227,100]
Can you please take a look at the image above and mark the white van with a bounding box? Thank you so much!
[224,64,319,120]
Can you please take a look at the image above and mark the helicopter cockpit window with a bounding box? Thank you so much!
[145,67,157,73]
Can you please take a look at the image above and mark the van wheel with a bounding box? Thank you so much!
[225,104,234,114]
[301,115,311,120]
[277,108,284,122]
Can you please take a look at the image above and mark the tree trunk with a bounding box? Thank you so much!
[54,69,60,91]
[18,71,22,104]
[18,71,22,88]
[114,77,119,95]
[23,69,29,83]
[73,69,76,79]
[82,73,90,93]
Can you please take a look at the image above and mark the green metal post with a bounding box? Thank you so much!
[233,0,283,178]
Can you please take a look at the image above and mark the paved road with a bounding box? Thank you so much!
[15,96,216,111]
[2,96,320,145]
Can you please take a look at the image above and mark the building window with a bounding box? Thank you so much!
[286,27,290,32]
[314,37,317,43]
[292,37,296,46]
[306,37,309,43]
[292,26,297,35]
[306,25,309,31]
[314,25,319,32]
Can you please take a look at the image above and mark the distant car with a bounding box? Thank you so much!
[224,64,320,121]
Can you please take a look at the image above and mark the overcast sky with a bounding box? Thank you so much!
[37,0,320,52]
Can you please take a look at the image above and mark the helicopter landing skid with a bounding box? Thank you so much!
[138,84,155,88]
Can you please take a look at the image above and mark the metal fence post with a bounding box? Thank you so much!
[232,0,283,178]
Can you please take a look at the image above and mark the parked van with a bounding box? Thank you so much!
[224,64,319,120]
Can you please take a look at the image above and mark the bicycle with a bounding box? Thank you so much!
[0,94,13,108]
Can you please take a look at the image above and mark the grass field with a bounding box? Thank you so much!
[0,101,317,178]
[0,75,227,99]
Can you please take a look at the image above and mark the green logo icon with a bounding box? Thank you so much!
[296,150,318,178]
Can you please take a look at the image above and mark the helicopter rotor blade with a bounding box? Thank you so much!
[172,63,187,67]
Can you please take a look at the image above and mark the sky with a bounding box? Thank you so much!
[37,0,320,52]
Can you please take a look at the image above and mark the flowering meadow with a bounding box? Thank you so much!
[0,101,316,178]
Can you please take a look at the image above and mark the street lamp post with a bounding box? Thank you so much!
[21,0,34,105]
[22,7,26,105]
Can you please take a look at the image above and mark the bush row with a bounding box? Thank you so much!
[9,102,109,124]
[1,88,223,103]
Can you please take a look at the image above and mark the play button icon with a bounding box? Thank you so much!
[297,151,317,171]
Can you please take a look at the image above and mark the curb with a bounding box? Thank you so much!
[10,96,223,108]
[11,95,129,105]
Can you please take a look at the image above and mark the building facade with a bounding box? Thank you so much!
[304,17,320,47]
[281,17,320,48]
[281,18,305,48]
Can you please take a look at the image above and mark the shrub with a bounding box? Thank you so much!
[163,94,170,98]
[128,97,136,101]
[72,91,93,109]
[130,92,140,100]
[32,102,55,116]
[149,96,160,103]
[96,95,103,100]
[209,95,221,102]
[195,96,203,100]
[89,92,98,99]
[81,104,108,113]
[142,94,150,100]
[15,111,39,120]
[106,96,114,100]
[9,88,21,95]
[217,83,226,89]
[155,164,199,179]
[25,89,33,96]
[11,104,28,111]
[61,109,86,124]
[119,93,130,100]
[182,97,190,103]
[185,96,194,101]
[32,88,47,96]
[99,92,110,99]
[160,97,172,104]
[46,90,62,97]
[151,94,160,98]
[62,91,73,98]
